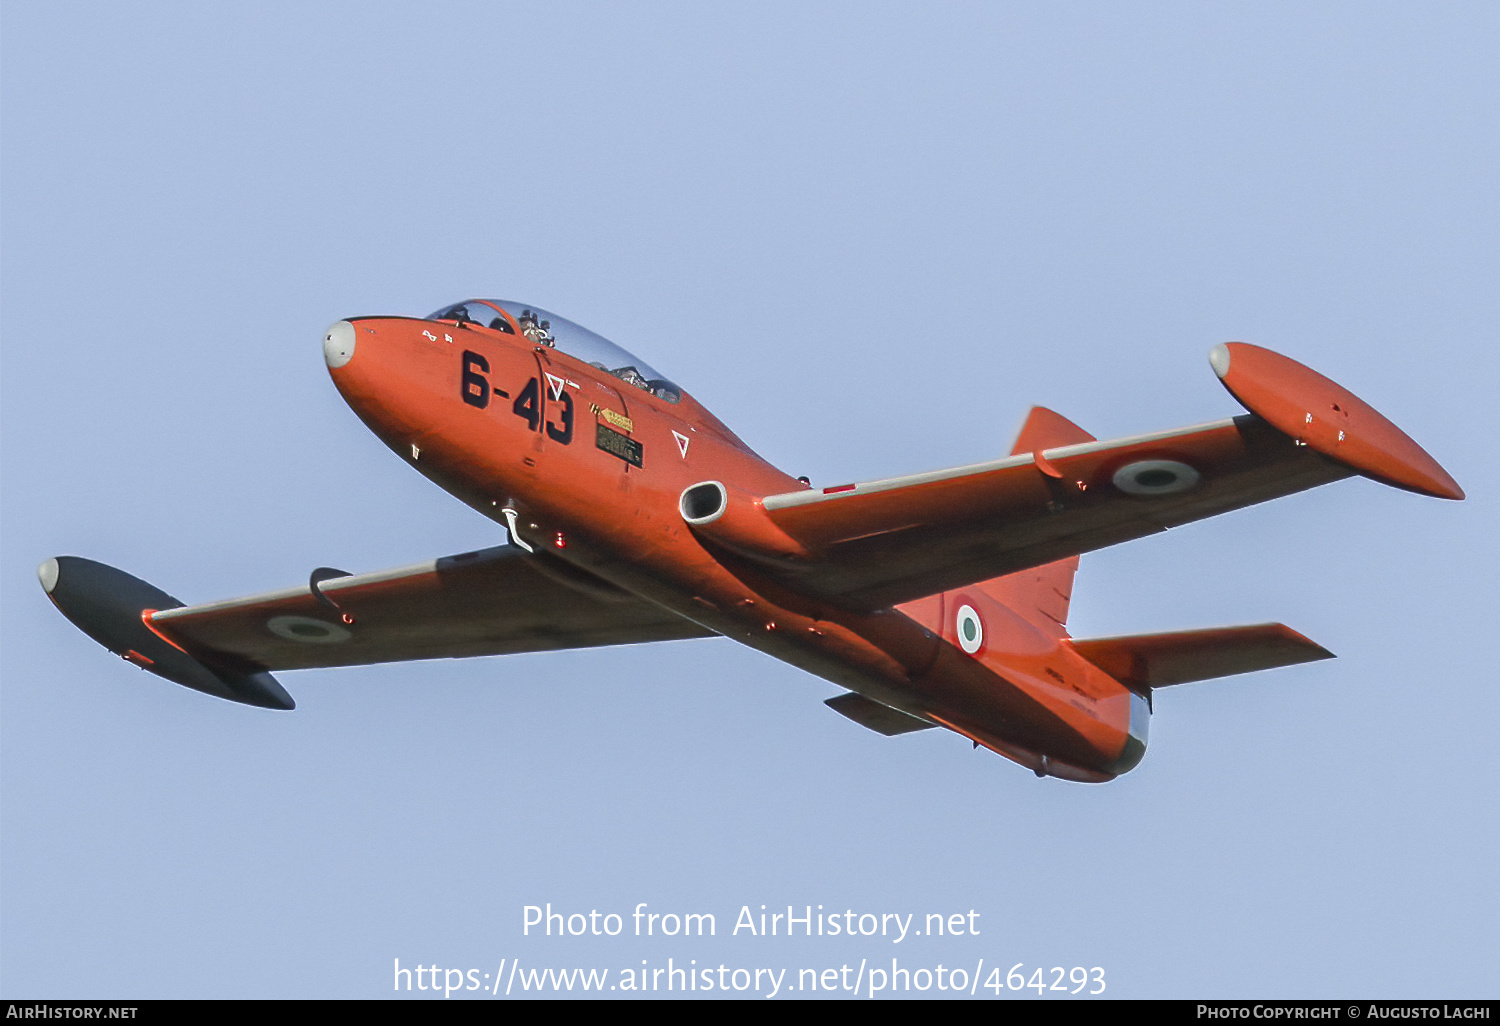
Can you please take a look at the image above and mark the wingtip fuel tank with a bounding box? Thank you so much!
[1210,342,1464,501]
[39,556,294,710]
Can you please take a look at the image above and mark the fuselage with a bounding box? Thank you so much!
[324,302,1145,782]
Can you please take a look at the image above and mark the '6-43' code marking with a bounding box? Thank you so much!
[460,350,573,445]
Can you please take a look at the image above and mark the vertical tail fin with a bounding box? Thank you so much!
[1007,406,1096,458]
[975,407,1096,636]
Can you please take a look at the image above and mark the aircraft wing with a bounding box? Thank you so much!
[747,344,1461,611]
[759,414,1351,609]
[41,545,714,708]
[152,544,713,670]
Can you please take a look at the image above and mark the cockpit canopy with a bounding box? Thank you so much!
[429,299,682,403]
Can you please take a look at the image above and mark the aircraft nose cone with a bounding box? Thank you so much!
[323,320,356,369]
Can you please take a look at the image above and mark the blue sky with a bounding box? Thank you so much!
[3,2,1495,998]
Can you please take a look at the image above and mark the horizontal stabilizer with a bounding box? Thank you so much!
[825,692,935,735]
[1068,622,1333,690]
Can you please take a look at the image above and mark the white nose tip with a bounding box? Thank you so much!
[38,557,59,594]
[1208,343,1232,379]
[323,320,356,369]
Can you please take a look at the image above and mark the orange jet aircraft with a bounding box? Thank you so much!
[41,300,1464,782]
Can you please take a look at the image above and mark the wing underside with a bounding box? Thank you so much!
[152,544,716,671]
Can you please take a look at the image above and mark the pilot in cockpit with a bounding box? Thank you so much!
[614,366,649,390]
[518,310,556,347]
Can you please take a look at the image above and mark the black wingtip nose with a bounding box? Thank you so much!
[43,555,295,710]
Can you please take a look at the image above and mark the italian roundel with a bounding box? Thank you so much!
[956,604,984,654]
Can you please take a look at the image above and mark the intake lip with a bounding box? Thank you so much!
[678,482,809,562]
[680,481,728,524]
